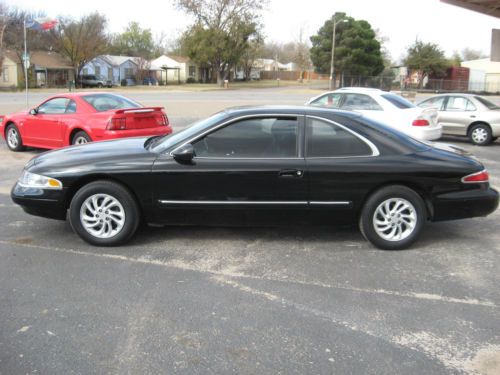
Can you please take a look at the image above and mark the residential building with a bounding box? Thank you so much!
[150,55,200,84]
[82,55,140,85]
[461,58,500,92]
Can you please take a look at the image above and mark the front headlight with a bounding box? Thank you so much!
[18,171,63,190]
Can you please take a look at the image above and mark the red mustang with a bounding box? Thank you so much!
[1,92,172,151]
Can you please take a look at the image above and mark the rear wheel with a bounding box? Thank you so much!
[359,185,426,250]
[69,181,140,246]
[72,131,91,145]
[97,83,103,88]
[5,124,25,152]
[469,123,492,145]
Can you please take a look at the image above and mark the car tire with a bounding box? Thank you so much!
[97,83,103,88]
[469,123,492,146]
[5,124,25,152]
[69,180,140,246]
[359,185,426,250]
[72,131,91,145]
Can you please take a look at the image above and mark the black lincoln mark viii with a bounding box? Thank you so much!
[11,106,499,250]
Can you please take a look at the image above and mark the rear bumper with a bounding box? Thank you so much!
[432,186,499,221]
[11,183,68,220]
[95,126,172,141]
[410,125,442,141]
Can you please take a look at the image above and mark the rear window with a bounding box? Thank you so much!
[474,96,500,110]
[82,94,142,112]
[381,94,415,109]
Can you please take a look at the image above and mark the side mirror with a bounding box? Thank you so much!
[172,144,195,163]
[29,108,38,115]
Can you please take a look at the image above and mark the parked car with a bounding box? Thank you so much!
[143,76,158,85]
[11,106,498,250]
[1,92,172,151]
[417,94,500,145]
[306,88,442,141]
[79,75,112,88]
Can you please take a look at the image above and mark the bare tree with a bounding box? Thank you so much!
[51,12,109,80]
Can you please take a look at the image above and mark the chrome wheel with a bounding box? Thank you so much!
[373,198,417,242]
[74,136,89,145]
[471,127,488,144]
[80,194,125,239]
[7,127,19,148]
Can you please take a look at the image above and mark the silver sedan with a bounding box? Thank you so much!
[417,94,500,145]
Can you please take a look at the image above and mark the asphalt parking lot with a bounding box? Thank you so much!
[0,88,499,375]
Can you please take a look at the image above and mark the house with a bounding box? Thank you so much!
[1,50,74,88]
[82,55,140,85]
[461,58,500,92]
[0,51,20,88]
[150,55,200,84]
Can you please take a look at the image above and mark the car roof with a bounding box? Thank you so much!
[222,105,363,118]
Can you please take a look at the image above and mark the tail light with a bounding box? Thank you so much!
[107,117,127,130]
[157,113,169,126]
[412,119,430,126]
[461,170,489,184]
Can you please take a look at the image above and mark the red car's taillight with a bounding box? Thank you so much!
[412,119,430,126]
[107,117,127,130]
[461,170,489,184]
[157,114,169,126]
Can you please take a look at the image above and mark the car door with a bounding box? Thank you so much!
[25,97,69,147]
[151,114,308,226]
[304,115,380,225]
[439,96,477,135]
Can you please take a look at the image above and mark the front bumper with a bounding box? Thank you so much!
[432,186,499,221]
[11,182,68,220]
[95,126,172,141]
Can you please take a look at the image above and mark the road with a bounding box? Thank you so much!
[0,87,499,375]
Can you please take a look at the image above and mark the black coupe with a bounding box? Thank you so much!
[11,106,498,249]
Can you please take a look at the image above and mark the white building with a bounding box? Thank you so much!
[461,58,500,92]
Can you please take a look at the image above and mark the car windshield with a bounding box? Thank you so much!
[82,94,142,112]
[381,94,416,109]
[474,96,500,110]
[149,111,229,152]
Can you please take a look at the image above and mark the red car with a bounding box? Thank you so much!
[0,92,172,151]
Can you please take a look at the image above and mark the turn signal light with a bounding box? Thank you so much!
[461,170,489,184]
[412,119,430,126]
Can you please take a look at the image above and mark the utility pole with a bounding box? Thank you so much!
[329,16,347,90]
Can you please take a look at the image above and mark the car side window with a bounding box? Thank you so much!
[341,94,382,111]
[192,117,298,158]
[445,96,476,112]
[310,93,342,108]
[306,117,373,157]
[420,96,446,110]
[37,98,71,114]
[66,100,77,113]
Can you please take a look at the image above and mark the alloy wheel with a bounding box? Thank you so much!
[373,198,417,242]
[79,193,125,239]
[7,128,19,148]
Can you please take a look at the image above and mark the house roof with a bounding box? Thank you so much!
[99,55,138,67]
[2,50,21,64]
[30,51,73,69]
[168,55,190,63]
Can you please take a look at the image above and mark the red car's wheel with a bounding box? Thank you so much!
[5,124,25,152]
[72,131,92,145]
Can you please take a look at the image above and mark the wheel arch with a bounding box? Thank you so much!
[359,181,434,221]
[68,128,89,145]
[65,175,144,220]
[466,121,491,136]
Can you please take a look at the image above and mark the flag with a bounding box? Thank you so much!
[26,18,58,31]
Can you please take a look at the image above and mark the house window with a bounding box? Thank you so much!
[124,68,134,78]
[95,66,101,77]
[108,67,112,80]
[189,66,196,77]
[2,67,8,82]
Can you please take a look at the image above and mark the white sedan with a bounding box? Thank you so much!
[306,88,442,141]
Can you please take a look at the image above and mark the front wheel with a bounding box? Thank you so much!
[359,185,426,250]
[5,124,25,151]
[69,181,140,246]
[469,123,492,145]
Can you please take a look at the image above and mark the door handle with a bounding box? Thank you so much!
[470,115,476,118]
[279,169,303,178]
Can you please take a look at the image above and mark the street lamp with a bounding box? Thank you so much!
[329,16,348,90]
